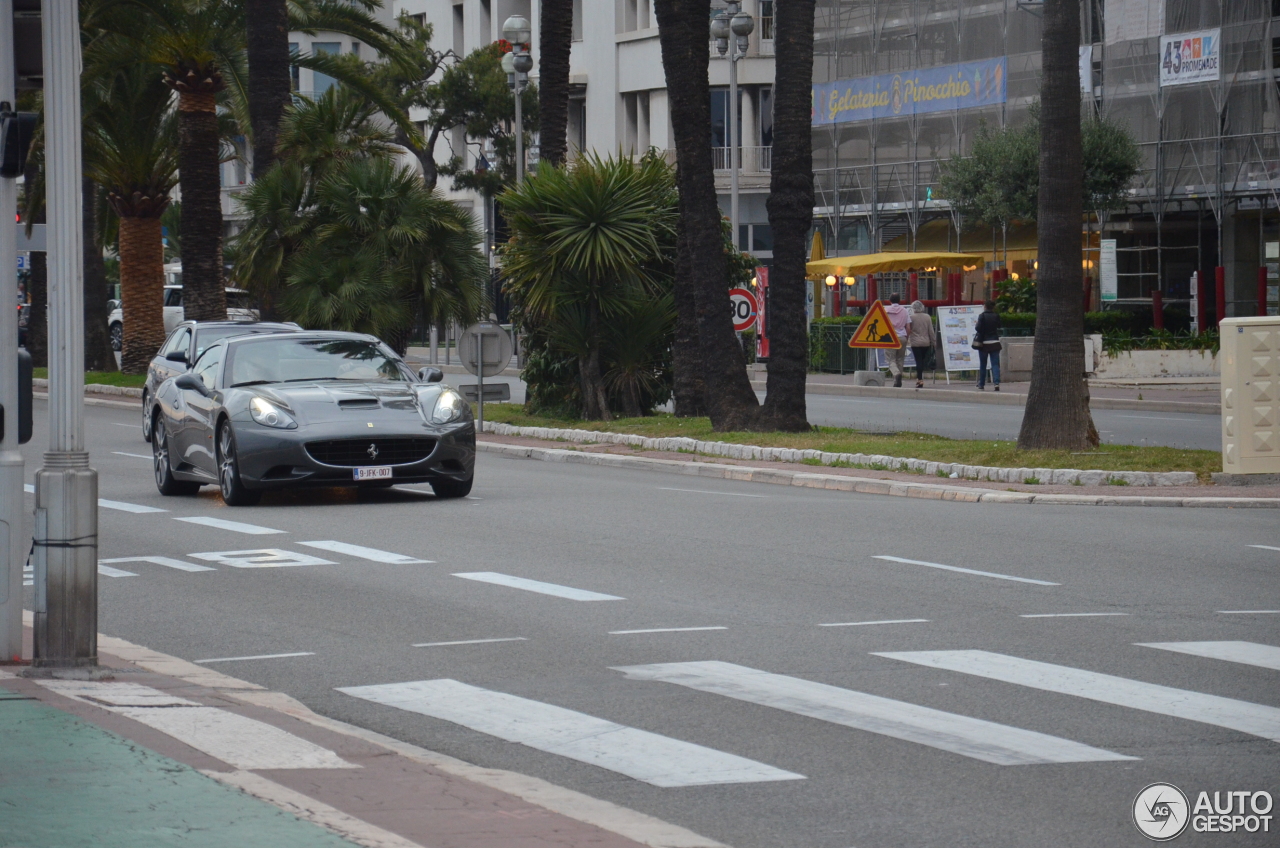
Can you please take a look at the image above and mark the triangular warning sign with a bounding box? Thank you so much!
[848,300,902,349]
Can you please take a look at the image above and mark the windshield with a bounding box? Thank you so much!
[227,338,407,386]
[194,326,284,359]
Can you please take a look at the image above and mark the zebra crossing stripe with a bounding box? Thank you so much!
[874,650,1280,744]
[612,661,1133,766]
[1138,641,1280,672]
[336,679,804,787]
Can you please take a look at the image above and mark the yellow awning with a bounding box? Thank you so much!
[806,251,985,278]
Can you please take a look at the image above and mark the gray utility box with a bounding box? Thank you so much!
[1220,317,1280,475]
[999,335,1101,382]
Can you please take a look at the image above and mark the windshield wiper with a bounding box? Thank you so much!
[230,380,274,387]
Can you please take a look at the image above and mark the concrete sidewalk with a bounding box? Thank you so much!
[1,618,721,848]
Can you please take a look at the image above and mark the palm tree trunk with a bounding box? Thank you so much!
[246,0,292,180]
[177,92,227,322]
[654,0,758,431]
[757,0,814,433]
[1017,0,1098,449]
[671,218,707,416]
[25,252,47,367]
[118,216,169,375]
[580,298,612,420]
[82,179,118,371]
[538,0,574,167]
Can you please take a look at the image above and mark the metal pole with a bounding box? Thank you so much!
[34,0,98,667]
[0,0,26,662]
[729,34,740,251]
[476,330,484,436]
[514,70,524,184]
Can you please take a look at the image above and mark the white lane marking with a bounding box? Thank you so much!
[1218,610,1280,614]
[1020,612,1129,618]
[657,488,769,499]
[174,516,285,535]
[298,540,432,564]
[36,680,355,769]
[1138,641,1280,672]
[196,652,315,664]
[100,556,214,573]
[875,650,1280,744]
[452,572,624,602]
[818,619,930,627]
[873,555,1059,586]
[609,626,727,635]
[412,637,527,647]
[97,564,138,577]
[613,661,1132,766]
[190,549,335,568]
[98,499,168,514]
[111,423,142,429]
[1249,545,1280,552]
[112,451,152,459]
[337,679,804,787]
[1114,414,1193,422]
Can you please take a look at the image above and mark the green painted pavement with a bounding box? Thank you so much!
[0,691,357,848]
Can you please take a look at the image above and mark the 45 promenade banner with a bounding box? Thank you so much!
[813,57,1007,126]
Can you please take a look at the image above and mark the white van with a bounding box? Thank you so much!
[108,264,259,350]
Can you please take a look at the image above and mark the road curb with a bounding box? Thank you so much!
[477,441,1278,508]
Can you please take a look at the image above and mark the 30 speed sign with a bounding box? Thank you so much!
[728,287,759,332]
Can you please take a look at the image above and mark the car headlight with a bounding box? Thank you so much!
[431,389,465,424]
[250,396,297,429]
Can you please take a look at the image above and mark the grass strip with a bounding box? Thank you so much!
[34,368,146,388]
[482,405,1218,481]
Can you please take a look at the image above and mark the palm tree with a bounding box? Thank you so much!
[1017,0,1099,449]
[756,0,814,432]
[653,0,759,431]
[538,0,574,167]
[246,0,291,179]
[82,67,180,374]
[501,154,678,421]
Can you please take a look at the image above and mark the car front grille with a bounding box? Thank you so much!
[305,437,437,467]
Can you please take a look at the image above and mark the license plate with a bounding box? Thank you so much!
[354,466,393,481]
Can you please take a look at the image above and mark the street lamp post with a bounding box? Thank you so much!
[502,15,533,184]
[712,3,754,253]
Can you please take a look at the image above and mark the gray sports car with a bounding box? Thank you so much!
[149,331,475,505]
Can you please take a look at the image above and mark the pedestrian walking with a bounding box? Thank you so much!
[883,293,911,387]
[907,300,936,388]
[973,299,1002,390]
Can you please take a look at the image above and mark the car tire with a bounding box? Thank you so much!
[430,475,473,499]
[109,323,122,351]
[152,414,200,496]
[140,391,152,443]
[217,422,262,507]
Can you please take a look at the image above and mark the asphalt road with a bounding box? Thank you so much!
[19,399,1277,848]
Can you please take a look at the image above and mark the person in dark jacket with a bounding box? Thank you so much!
[974,300,1001,391]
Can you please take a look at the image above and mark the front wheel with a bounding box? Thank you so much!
[430,475,473,499]
[153,415,200,496]
[109,323,122,351]
[217,423,261,506]
[141,391,152,442]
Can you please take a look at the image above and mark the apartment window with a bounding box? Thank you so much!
[568,93,587,157]
[407,13,425,28]
[759,1,774,40]
[480,0,492,42]
[573,0,583,41]
[288,42,299,91]
[709,87,742,149]
[311,42,341,92]
[452,3,464,54]
[351,42,360,59]
[759,85,773,147]
[624,0,651,31]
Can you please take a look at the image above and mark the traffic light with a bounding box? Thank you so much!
[0,106,38,178]
[1,350,33,444]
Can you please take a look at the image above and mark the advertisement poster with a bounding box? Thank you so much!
[813,57,1006,126]
[1100,239,1118,302]
[754,266,769,361]
[939,305,983,372]
[1159,29,1220,87]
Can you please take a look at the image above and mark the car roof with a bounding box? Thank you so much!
[220,329,383,347]
[185,321,299,331]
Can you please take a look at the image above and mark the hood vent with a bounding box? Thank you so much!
[338,398,380,410]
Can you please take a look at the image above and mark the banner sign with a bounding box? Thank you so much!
[1100,239,1118,302]
[939,305,983,372]
[813,57,1006,126]
[1159,29,1220,87]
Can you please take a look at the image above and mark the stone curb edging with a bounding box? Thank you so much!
[481,422,1199,488]
[34,378,144,398]
[477,442,1278,509]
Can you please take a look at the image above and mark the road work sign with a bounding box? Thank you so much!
[847,300,902,348]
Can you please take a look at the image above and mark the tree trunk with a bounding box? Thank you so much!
[1017,0,1098,449]
[118,216,169,375]
[247,0,292,180]
[654,0,758,431]
[83,179,118,372]
[757,0,814,433]
[25,251,47,368]
[538,0,574,167]
[578,299,611,420]
[177,92,227,321]
[671,217,707,416]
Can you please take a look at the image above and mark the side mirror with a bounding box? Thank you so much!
[165,350,188,364]
[174,373,209,396]
[418,367,444,383]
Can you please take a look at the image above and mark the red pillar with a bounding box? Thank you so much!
[1215,266,1226,327]
[833,281,842,318]
[1151,290,1164,331]
[1260,267,1270,317]
[1083,276,1092,313]
[867,273,878,305]
[1197,270,1210,333]
[908,272,918,304]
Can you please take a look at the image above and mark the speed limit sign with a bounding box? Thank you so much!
[728,287,759,332]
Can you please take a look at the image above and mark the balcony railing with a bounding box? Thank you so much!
[712,146,772,172]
